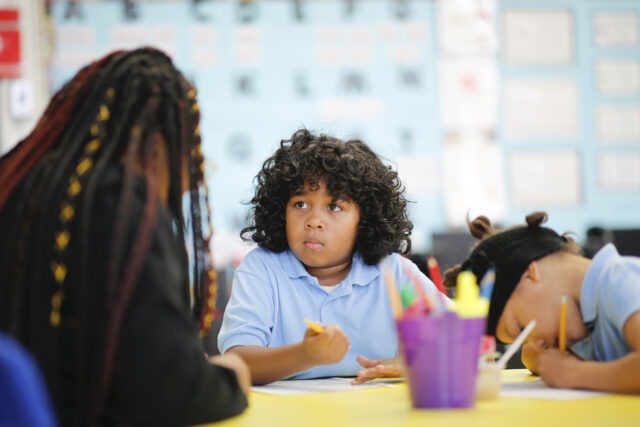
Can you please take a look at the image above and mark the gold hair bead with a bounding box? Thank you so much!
[51,289,64,308]
[106,87,115,98]
[59,202,75,222]
[187,88,197,99]
[191,102,200,113]
[90,124,100,137]
[76,157,93,176]
[85,139,101,153]
[50,311,61,327]
[98,104,110,121]
[67,175,82,197]
[204,313,214,326]
[55,230,71,251]
[50,262,68,283]
[49,290,64,327]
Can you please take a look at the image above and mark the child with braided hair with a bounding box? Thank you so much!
[0,48,249,425]
[443,211,640,394]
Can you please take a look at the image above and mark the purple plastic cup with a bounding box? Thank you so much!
[396,311,486,409]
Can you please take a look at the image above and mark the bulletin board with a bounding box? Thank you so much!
[498,0,640,239]
[49,0,640,266]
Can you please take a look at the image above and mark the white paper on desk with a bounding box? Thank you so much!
[251,377,395,396]
[500,378,610,400]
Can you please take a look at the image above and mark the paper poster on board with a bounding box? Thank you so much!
[593,11,639,47]
[442,134,506,228]
[504,78,579,140]
[596,59,640,95]
[503,9,573,66]
[598,152,640,192]
[596,105,640,144]
[509,150,581,208]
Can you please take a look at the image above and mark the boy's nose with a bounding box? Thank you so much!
[305,215,324,229]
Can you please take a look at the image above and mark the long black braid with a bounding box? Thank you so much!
[0,47,217,425]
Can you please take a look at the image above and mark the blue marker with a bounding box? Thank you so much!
[479,268,495,300]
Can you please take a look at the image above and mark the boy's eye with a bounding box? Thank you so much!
[294,201,307,209]
[328,203,343,212]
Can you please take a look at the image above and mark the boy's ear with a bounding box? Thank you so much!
[524,261,540,282]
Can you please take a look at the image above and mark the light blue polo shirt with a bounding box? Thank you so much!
[217,248,440,379]
[571,244,640,361]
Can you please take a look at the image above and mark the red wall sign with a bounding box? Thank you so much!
[0,9,21,78]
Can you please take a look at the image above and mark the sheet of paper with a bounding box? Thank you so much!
[598,152,640,192]
[440,58,497,130]
[251,377,395,396]
[500,377,610,400]
[596,59,640,95]
[437,0,497,55]
[509,150,581,208]
[442,137,506,228]
[504,78,578,139]
[596,105,640,144]
[593,11,639,47]
[503,9,573,66]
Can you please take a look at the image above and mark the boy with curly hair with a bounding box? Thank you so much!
[444,212,640,393]
[218,128,442,385]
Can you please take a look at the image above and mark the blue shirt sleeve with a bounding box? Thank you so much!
[217,249,276,353]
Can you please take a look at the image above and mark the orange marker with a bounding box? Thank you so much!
[559,294,567,352]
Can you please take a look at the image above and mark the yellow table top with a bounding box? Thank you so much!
[209,370,639,427]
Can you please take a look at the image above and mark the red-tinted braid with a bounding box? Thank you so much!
[92,164,159,421]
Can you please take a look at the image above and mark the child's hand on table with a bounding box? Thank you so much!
[537,348,580,388]
[352,355,405,385]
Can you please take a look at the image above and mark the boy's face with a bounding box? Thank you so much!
[285,180,360,285]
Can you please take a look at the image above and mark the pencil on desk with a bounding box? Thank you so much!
[559,294,567,352]
[304,319,325,334]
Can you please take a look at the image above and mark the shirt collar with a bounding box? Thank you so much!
[278,249,380,287]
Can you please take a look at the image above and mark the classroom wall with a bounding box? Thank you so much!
[0,0,49,154]
[4,0,639,267]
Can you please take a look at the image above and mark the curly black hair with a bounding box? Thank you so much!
[241,128,413,265]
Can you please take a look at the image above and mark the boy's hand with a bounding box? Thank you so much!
[537,348,579,388]
[302,324,350,365]
[351,355,404,384]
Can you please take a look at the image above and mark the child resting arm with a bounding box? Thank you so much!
[443,211,640,394]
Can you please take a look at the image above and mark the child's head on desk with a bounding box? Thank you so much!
[241,128,412,282]
[443,212,588,364]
